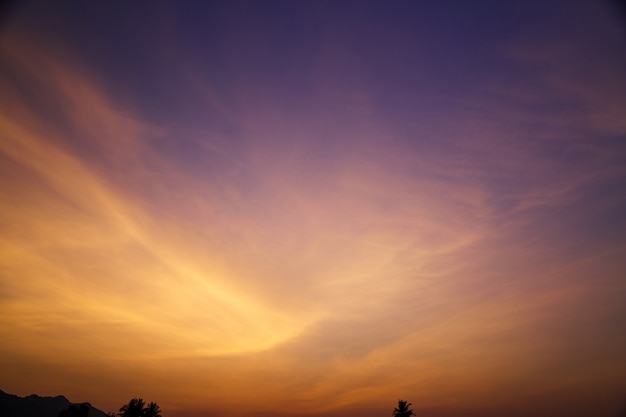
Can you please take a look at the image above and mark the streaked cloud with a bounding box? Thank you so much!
[1,2,625,417]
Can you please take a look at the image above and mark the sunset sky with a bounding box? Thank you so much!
[1,1,626,416]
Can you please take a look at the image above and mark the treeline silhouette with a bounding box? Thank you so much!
[57,398,411,417]
[58,398,161,417]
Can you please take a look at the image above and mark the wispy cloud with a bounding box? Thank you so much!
[1,3,625,417]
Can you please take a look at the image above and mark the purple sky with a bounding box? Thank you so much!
[1,1,626,416]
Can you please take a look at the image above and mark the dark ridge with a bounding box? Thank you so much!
[0,389,109,417]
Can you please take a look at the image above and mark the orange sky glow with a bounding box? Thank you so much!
[1,2,626,417]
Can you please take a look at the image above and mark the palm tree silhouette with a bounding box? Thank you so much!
[143,402,161,417]
[119,399,146,417]
[392,400,414,417]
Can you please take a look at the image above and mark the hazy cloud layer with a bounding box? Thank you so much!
[1,2,625,417]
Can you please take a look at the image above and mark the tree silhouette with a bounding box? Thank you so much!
[143,402,161,417]
[392,400,414,417]
[118,398,161,417]
[119,399,146,417]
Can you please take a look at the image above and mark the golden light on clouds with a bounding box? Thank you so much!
[0,38,315,363]
[1,2,626,417]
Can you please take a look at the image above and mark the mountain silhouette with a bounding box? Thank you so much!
[0,389,109,417]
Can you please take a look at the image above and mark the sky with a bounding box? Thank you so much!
[1,1,626,416]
